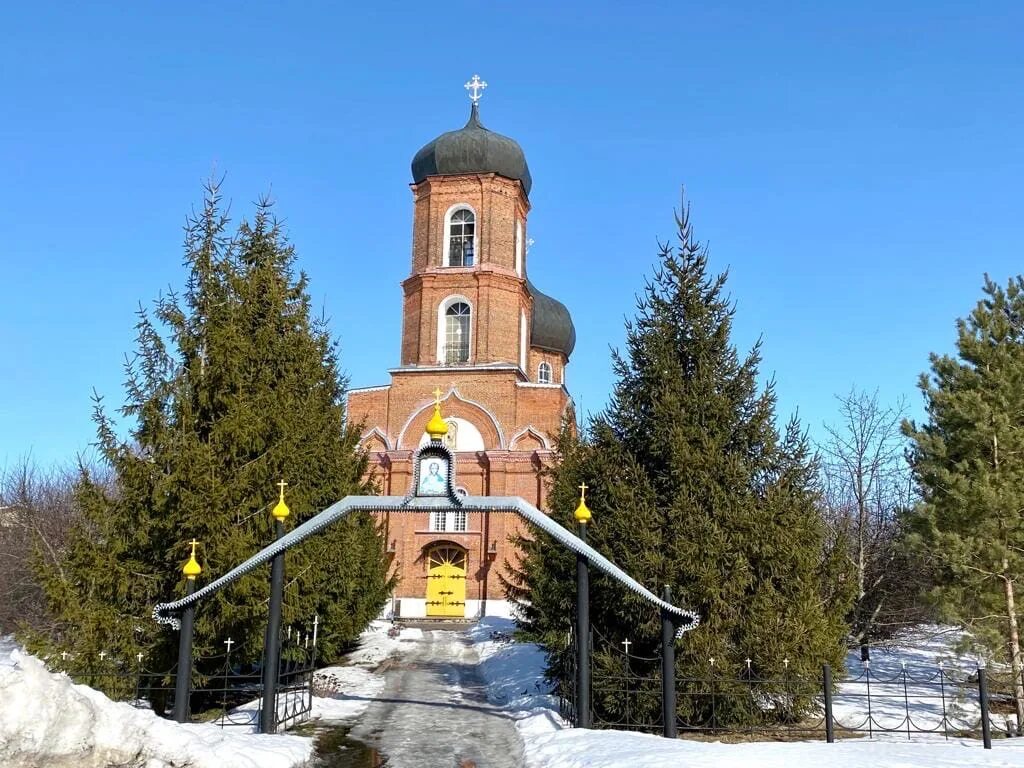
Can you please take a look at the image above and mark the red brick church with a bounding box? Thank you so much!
[346,77,576,618]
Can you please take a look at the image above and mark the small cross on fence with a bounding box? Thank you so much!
[621,638,632,656]
[224,637,234,655]
[98,650,107,662]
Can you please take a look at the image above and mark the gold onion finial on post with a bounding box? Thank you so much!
[272,479,291,521]
[182,539,202,580]
[574,482,592,524]
[426,387,449,441]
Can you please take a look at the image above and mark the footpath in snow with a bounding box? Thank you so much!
[347,623,525,767]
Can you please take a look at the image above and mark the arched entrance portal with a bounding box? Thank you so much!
[426,545,467,617]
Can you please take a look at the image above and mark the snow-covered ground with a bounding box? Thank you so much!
[469,619,1024,768]
[0,636,312,768]
[0,621,419,768]
[7,619,1024,768]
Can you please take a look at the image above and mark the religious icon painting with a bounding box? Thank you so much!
[417,455,449,496]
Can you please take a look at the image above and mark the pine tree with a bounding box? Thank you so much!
[903,274,1024,729]
[512,199,851,727]
[29,181,391,692]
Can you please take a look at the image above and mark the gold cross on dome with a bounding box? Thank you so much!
[433,387,443,406]
[277,479,288,495]
[189,538,198,552]
[579,482,588,499]
[464,74,487,104]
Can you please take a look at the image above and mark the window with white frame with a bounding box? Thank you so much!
[538,361,553,384]
[447,208,475,267]
[450,508,467,532]
[444,302,471,363]
[429,508,468,532]
[430,509,446,532]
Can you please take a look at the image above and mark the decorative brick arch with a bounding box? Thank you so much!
[359,427,391,453]
[396,389,505,450]
[509,425,551,451]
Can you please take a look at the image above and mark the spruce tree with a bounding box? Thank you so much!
[512,199,851,727]
[903,275,1024,729]
[29,181,390,692]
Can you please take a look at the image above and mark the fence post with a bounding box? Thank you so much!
[822,663,835,743]
[661,585,677,739]
[172,559,198,723]
[979,666,992,749]
[576,518,592,729]
[259,517,286,734]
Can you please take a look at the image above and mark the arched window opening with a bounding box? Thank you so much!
[447,209,475,267]
[515,221,523,276]
[444,302,471,363]
[538,361,553,384]
[443,419,458,451]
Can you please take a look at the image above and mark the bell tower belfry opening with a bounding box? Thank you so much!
[347,77,577,619]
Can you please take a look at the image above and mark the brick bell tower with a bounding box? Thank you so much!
[347,76,576,618]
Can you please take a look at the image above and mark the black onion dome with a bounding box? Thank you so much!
[411,104,532,196]
[527,281,576,357]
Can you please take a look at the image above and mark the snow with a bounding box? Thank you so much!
[7,616,1024,768]
[0,637,312,768]
[0,620,418,768]
[468,619,1024,768]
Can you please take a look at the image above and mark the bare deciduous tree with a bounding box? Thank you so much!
[820,389,929,651]
[0,458,103,635]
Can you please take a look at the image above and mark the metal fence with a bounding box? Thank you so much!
[47,618,317,732]
[559,632,1023,747]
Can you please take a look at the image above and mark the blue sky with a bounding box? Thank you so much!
[1,2,1021,469]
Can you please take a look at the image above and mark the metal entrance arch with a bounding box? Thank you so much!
[154,494,699,632]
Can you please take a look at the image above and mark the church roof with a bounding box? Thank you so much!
[528,281,576,357]
[411,104,532,196]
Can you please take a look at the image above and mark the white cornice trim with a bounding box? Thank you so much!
[348,384,391,394]
[389,364,525,376]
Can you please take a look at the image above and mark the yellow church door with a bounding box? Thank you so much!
[426,546,467,618]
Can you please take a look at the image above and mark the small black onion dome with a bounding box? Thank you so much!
[411,104,532,196]
[528,280,576,357]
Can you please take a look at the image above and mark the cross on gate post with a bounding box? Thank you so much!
[261,481,291,734]
[173,539,201,723]
[574,482,592,729]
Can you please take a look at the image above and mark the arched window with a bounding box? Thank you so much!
[538,361,553,384]
[443,419,458,451]
[515,221,523,276]
[444,302,471,363]
[446,208,475,267]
